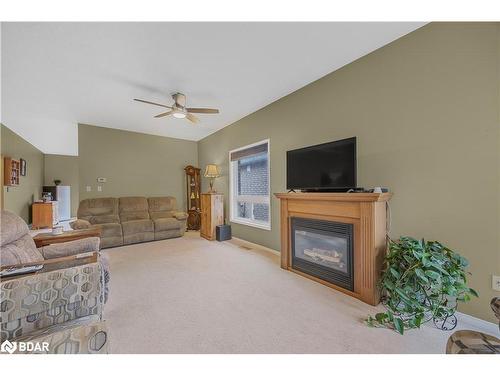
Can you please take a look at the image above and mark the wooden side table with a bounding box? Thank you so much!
[33,228,102,248]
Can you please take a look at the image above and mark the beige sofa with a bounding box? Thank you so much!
[72,196,187,248]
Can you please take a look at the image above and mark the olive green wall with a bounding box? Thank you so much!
[78,124,198,210]
[1,124,44,223]
[198,23,500,322]
[44,154,80,217]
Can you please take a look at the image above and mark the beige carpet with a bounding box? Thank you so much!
[102,232,496,354]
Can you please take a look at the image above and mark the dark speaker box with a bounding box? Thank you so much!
[216,224,232,241]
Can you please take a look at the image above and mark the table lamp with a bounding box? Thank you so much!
[204,164,220,193]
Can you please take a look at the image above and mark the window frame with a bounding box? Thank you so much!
[228,138,271,231]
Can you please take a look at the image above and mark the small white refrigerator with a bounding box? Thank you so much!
[43,185,71,221]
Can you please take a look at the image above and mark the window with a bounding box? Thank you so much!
[229,139,270,230]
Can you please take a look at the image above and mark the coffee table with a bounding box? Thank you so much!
[33,227,101,248]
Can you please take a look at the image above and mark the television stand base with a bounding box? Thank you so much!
[300,187,364,193]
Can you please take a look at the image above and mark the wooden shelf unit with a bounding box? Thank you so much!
[4,157,20,186]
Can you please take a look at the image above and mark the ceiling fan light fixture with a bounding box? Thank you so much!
[172,111,186,119]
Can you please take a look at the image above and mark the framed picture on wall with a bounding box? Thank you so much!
[20,158,27,176]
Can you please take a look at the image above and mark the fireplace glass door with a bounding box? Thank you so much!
[291,218,354,291]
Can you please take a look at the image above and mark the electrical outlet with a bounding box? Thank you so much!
[86,186,91,192]
[97,185,102,192]
[492,275,500,291]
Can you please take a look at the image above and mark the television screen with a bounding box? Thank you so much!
[286,137,356,191]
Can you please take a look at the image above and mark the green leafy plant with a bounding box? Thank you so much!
[53,179,61,186]
[366,236,477,335]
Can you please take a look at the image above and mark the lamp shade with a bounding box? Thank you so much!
[204,164,220,178]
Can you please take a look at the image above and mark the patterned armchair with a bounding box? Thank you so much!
[0,210,110,354]
[446,298,500,354]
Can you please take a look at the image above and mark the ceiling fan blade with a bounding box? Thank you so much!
[154,111,173,118]
[134,98,172,109]
[186,108,219,114]
[186,113,199,124]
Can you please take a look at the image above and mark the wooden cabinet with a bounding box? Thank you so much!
[200,193,224,240]
[32,202,59,229]
[4,157,20,186]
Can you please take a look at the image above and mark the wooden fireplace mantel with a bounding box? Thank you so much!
[274,192,392,305]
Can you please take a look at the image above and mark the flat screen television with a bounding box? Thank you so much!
[286,137,356,192]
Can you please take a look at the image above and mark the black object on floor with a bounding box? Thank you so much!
[216,224,232,241]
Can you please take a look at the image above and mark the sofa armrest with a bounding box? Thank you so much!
[70,219,92,230]
[1,261,103,341]
[40,237,100,259]
[173,211,188,220]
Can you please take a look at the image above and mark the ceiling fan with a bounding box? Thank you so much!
[134,92,219,124]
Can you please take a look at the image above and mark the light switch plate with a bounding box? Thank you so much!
[86,186,91,192]
[97,185,102,192]
[492,275,500,291]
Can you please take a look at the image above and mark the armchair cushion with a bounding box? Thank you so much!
[39,237,100,259]
[1,234,44,267]
[70,219,92,230]
[1,211,43,266]
[1,210,30,246]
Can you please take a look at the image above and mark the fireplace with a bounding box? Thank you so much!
[275,192,391,305]
[291,218,354,291]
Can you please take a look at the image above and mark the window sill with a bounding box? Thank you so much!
[230,217,271,231]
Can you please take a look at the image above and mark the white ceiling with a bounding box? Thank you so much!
[1,22,425,155]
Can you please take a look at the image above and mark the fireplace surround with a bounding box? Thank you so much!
[275,192,392,305]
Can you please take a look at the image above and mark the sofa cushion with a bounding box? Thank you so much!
[91,222,123,238]
[89,215,120,225]
[119,197,150,222]
[78,198,119,221]
[153,218,182,232]
[148,197,176,212]
[121,219,154,236]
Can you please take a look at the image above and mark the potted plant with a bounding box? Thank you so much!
[54,179,61,186]
[366,236,478,334]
